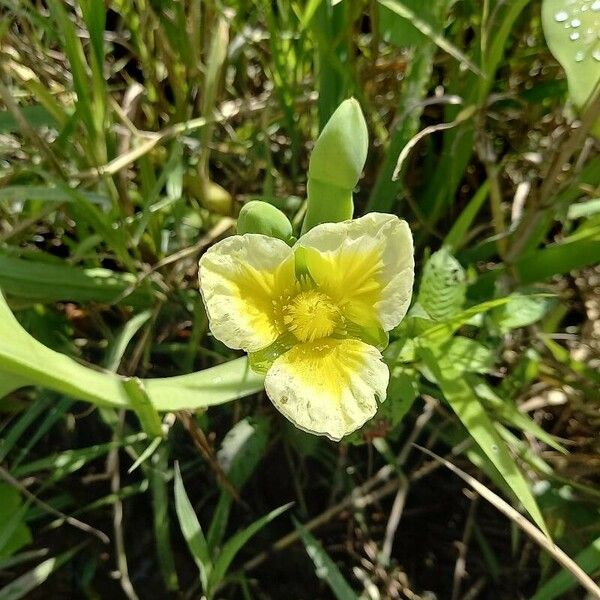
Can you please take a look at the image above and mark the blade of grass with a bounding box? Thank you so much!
[415,445,600,600]
[294,518,359,600]
[0,545,81,600]
[420,347,548,535]
[174,462,212,591]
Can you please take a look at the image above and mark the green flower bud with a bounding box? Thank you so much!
[302,98,368,234]
[237,200,294,243]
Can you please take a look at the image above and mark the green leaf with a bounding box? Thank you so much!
[531,535,600,600]
[0,186,109,206]
[207,417,270,551]
[490,294,550,333]
[104,311,152,372]
[417,247,466,321]
[174,462,212,591]
[470,377,566,454]
[12,433,147,480]
[208,503,292,592]
[217,416,270,488]
[420,347,549,535]
[0,255,153,307]
[149,445,178,591]
[542,0,600,135]
[122,378,164,439]
[294,519,359,600]
[0,106,58,133]
[378,0,441,46]
[0,545,80,600]
[0,374,26,399]
[444,182,490,251]
[0,485,32,559]
[0,291,264,411]
[432,336,495,377]
[377,0,482,76]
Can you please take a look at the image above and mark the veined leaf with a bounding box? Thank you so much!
[417,247,466,321]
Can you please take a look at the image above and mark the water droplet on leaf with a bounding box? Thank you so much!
[555,10,569,21]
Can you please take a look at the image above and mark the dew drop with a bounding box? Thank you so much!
[575,50,585,61]
[571,18,581,26]
[593,49,600,61]
[592,0,600,10]
[554,10,569,21]
[570,31,580,39]
[582,4,589,10]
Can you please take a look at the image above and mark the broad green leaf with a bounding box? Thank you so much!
[294,519,359,600]
[420,347,549,535]
[417,247,466,321]
[531,535,600,600]
[208,503,292,592]
[174,463,211,590]
[0,374,26,399]
[490,294,550,333]
[0,545,79,600]
[0,291,264,411]
[542,0,600,135]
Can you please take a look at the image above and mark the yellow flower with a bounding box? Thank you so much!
[198,213,414,441]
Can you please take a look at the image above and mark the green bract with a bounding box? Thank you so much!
[236,200,294,243]
[301,98,368,233]
[542,0,600,136]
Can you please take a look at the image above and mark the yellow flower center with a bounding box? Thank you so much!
[282,289,341,342]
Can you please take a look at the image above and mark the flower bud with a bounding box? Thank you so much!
[302,98,368,234]
[237,200,294,243]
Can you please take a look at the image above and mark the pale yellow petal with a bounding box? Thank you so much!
[295,213,414,331]
[264,338,389,441]
[199,234,295,352]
